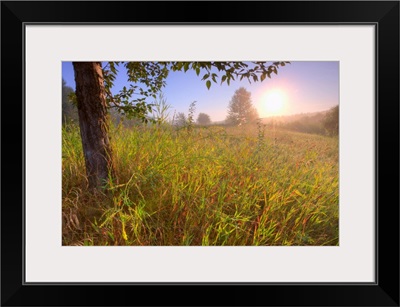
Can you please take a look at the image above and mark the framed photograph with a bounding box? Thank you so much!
[2,1,399,306]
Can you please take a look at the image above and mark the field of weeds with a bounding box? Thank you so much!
[62,122,339,246]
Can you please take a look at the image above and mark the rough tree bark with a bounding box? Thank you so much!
[73,62,113,190]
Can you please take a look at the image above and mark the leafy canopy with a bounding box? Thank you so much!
[62,79,78,123]
[323,105,339,136]
[102,61,290,122]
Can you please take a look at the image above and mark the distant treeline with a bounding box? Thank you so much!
[63,79,338,136]
[266,106,339,137]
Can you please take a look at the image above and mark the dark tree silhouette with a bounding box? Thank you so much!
[323,105,339,136]
[197,112,211,125]
[62,79,78,123]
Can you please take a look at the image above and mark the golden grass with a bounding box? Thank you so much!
[62,122,339,246]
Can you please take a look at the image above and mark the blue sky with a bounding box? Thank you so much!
[62,61,339,122]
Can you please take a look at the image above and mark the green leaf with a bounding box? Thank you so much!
[174,62,183,71]
[206,80,211,90]
[221,75,227,84]
[184,62,190,72]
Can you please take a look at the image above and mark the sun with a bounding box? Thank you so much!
[262,90,287,116]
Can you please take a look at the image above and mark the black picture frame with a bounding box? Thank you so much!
[1,1,399,306]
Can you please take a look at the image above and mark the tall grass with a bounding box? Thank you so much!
[62,122,339,246]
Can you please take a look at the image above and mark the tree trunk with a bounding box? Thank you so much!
[73,62,113,190]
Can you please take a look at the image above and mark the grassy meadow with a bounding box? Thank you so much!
[62,122,339,246]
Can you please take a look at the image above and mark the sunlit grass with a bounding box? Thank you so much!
[62,122,338,246]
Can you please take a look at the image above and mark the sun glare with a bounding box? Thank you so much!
[262,90,287,116]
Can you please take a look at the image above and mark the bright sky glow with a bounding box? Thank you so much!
[62,61,339,122]
[261,89,287,116]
